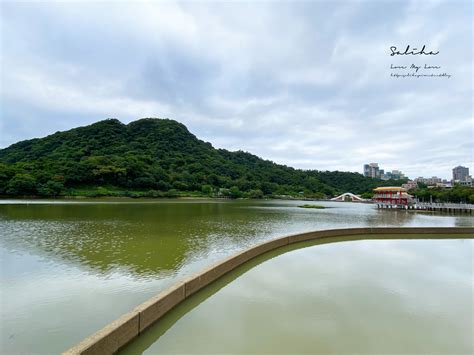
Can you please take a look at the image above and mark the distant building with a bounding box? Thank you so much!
[389,170,406,180]
[452,166,472,186]
[452,166,469,181]
[382,170,406,181]
[363,164,407,180]
[442,181,453,188]
[381,171,391,180]
[363,163,380,178]
[402,180,417,190]
[457,176,473,187]
[415,176,442,186]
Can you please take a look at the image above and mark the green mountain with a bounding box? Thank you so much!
[0,118,404,198]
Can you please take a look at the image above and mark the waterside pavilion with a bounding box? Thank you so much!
[373,186,414,206]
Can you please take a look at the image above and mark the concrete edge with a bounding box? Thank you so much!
[62,310,139,355]
[134,281,186,333]
[62,227,474,354]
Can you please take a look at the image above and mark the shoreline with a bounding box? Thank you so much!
[0,195,333,202]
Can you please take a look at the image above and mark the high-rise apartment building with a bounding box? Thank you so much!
[452,166,469,181]
[363,163,380,178]
[364,163,406,180]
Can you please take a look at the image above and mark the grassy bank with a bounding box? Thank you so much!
[298,204,328,209]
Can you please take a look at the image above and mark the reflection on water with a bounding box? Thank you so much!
[121,237,474,355]
[0,199,473,354]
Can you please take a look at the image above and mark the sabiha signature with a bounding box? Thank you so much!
[390,45,439,56]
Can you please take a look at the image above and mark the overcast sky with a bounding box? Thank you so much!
[1,0,472,179]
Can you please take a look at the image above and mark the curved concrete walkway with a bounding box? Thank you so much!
[63,227,474,354]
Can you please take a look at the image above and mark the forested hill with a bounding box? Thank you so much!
[0,118,405,197]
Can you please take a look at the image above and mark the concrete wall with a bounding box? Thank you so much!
[63,227,474,354]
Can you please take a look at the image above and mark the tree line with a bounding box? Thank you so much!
[408,185,474,204]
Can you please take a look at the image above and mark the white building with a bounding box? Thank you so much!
[402,181,417,190]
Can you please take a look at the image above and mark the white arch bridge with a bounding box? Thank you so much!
[330,192,367,202]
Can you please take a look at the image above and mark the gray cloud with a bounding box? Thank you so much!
[0,0,472,179]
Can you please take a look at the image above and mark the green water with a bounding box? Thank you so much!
[0,199,472,354]
[121,236,473,354]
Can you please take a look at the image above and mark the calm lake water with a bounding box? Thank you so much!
[0,199,472,354]
[121,237,473,355]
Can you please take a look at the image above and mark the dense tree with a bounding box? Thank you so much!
[409,185,474,203]
[6,173,37,195]
[0,118,409,198]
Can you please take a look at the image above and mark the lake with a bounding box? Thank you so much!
[120,237,473,354]
[0,199,472,354]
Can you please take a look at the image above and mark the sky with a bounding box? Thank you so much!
[0,0,472,180]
